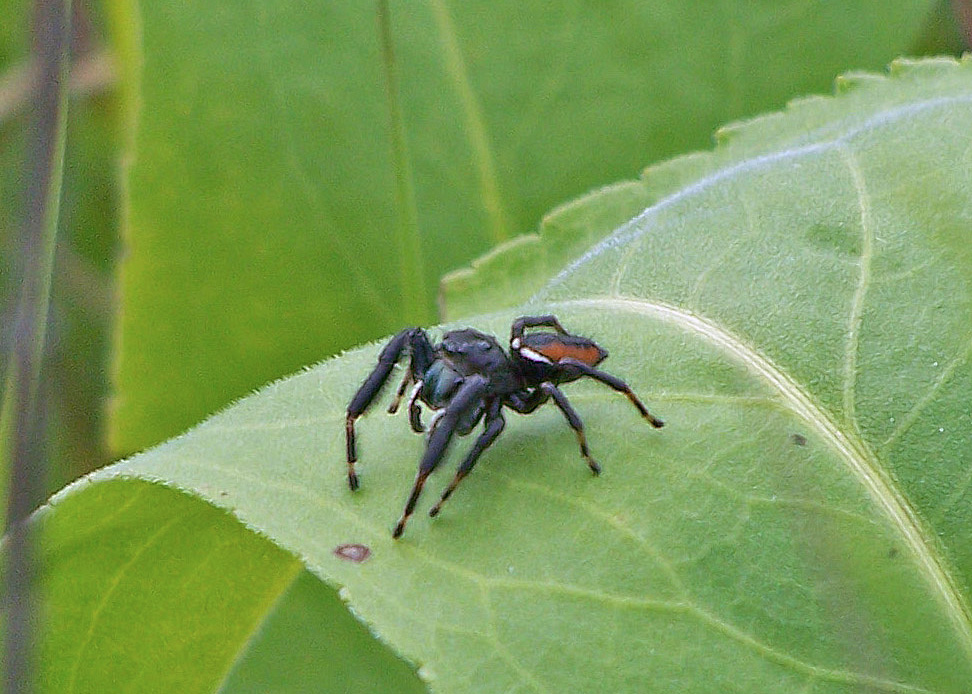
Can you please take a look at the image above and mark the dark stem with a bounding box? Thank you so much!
[2,0,72,691]
[954,0,972,48]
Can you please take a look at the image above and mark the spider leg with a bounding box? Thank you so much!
[424,407,445,437]
[504,387,547,414]
[393,375,488,538]
[429,399,505,518]
[346,328,434,491]
[561,358,664,428]
[539,382,601,475]
[406,380,425,432]
[386,371,412,414]
[511,314,569,343]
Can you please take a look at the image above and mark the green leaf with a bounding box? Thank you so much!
[34,479,422,694]
[219,568,426,694]
[36,480,302,693]
[112,0,940,453]
[40,56,972,692]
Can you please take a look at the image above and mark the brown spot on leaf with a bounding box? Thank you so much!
[334,543,371,563]
[790,433,807,446]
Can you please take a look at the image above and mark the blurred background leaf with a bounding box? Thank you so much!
[111,0,958,455]
[1,0,965,483]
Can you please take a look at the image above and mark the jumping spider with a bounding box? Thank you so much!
[345,315,664,538]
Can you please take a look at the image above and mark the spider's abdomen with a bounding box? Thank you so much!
[516,333,608,367]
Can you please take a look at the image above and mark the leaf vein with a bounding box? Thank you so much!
[500,475,687,595]
[837,144,874,433]
[485,580,934,693]
[66,510,187,694]
[550,296,972,666]
[880,334,972,452]
[479,587,554,694]
[245,1,396,324]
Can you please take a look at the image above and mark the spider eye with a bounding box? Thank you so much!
[442,335,493,354]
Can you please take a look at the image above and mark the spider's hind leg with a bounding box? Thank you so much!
[539,382,601,475]
[561,358,664,428]
[510,314,568,343]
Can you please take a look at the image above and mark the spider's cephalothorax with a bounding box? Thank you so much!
[345,315,664,538]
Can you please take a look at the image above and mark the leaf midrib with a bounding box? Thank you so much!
[552,295,972,664]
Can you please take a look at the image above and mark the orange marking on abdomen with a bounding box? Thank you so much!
[536,343,603,366]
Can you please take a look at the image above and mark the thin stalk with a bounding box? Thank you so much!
[377,0,429,324]
[429,0,510,245]
[1,0,72,690]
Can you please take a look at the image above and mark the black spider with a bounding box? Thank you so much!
[345,315,664,538]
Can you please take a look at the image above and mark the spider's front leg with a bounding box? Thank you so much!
[345,328,434,491]
[393,375,488,539]
[386,371,413,415]
[429,399,505,518]
[386,371,427,433]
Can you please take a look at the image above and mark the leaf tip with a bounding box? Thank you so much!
[712,123,739,145]
[833,71,883,93]
[417,664,437,683]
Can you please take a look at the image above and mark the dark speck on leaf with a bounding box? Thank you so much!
[791,433,808,446]
[334,543,372,563]
[888,547,898,559]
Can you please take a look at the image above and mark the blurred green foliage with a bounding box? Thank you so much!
[111,0,955,455]
[1,0,117,494]
[0,0,968,691]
